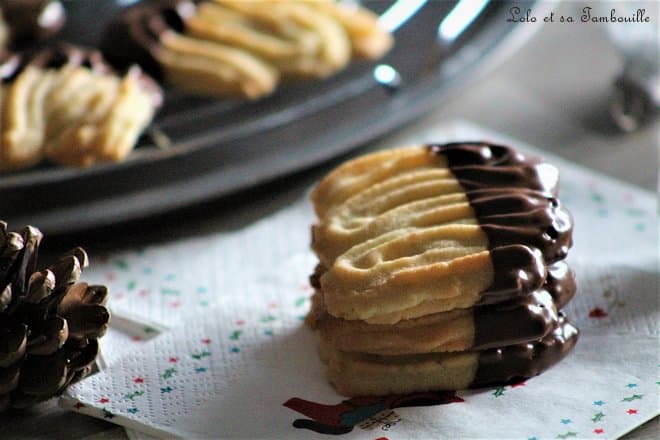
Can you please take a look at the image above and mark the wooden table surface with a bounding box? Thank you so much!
[1,3,657,438]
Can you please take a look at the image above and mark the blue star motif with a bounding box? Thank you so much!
[560,418,571,425]
[264,329,274,336]
[626,383,638,388]
[160,386,173,393]
[528,437,538,440]
[195,367,207,373]
[127,407,139,414]
[230,347,240,353]
[593,400,605,406]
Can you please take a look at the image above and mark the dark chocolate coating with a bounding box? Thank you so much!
[472,315,578,388]
[469,188,573,263]
[0,0,65,50]
[1,44,112,83]
[545,261,576,309]
[0,43,163,106]
[428,142,573,265]
[480,245,545,304]
[428,142,559,195]
[472,256,576,352]
[473,288,558,351]
[100,0,196,80]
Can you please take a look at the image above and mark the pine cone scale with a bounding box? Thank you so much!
[11,227,42,297]
[0,362,20,395]
[0,231,23,282]
[0,321,27,368]
[57,283,110,339]
[66,339,100,372]
[19,353,68,396]
[25,270,55,304]
[26,316,68,356]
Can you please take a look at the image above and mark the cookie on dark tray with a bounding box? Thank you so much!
[0,44,162,171]
[101,0,392,99]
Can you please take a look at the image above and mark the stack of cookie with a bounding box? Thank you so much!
[306,142,579,396]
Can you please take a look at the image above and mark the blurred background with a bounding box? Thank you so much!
[41,0,658,249]
[0,1,658,437]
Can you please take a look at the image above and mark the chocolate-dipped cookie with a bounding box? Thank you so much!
[312,144,572,324]
[101,0,392,99]
[0,0,65,52]
[306,142,578,396]
[308,261,575,356]
[0,44,162,171]
[322,316,578,396]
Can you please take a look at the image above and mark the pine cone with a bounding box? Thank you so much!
[0,221,110,411]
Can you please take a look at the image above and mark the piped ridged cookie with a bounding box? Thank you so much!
[0,44,162,171]
[322,316,578,396]
[101,0,392,99]
[308,261,575,356]
[312,144,572,324]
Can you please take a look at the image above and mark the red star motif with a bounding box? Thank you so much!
[300,284,311,291]
[131,336,142,342]
[138,289,150,297]
[268,302,278,309]
[106,273,116,281]
[169,357,179,363]
[511,381,526,388]
[588,307,608,318]
[627,409,637,414]
[236,319,245,326]
[201,338,211,345]
[594,428,604,434]
[170,301,181,308]
[114,293,125,300]
[73,402,85,410]
[99,397,110,404]
[133,377,144,384]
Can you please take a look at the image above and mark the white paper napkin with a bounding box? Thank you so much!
[60,121,659,439]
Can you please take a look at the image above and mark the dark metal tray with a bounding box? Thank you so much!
[1,0,537,233]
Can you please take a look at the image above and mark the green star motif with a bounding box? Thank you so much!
[591,412,605,422]
[163,367,177,379]
[229,330,242,341]
[622,394,643,402]
[492,387,505,397]
[556,432,578,439]
[124,390,145,401]
[191,351,211,360]
[102,408,115,419]
[161,287,181,296]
